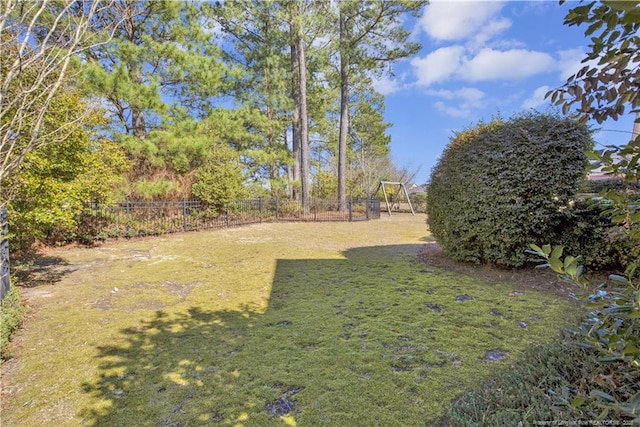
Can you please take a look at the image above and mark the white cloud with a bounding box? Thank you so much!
[461,48,555,81]
[429,87,487,118]
[411,46,465,87]
[419,1,506,42]
[427,87,485,102]
[372,74,400,95]
[521,85,551,109]
[556,48,587,80]
[412,47,556,87]
[434,101,472,118]
[469,17,512,49]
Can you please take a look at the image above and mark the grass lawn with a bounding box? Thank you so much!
[1,215,578,426]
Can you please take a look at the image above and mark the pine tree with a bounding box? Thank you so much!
[335,0,424,210]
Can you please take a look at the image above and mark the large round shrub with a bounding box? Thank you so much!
[426,112,592,268]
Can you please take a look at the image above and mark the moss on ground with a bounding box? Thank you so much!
[1,216,579,426]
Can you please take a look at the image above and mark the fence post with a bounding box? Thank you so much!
[258,197,263,223]
[275,197,279,220]
[125,197,130,215]
[1,208,10,301]
[182,200,187,231]
[314,198,317,221]
[348,198,353,222]
[365,199,369,220]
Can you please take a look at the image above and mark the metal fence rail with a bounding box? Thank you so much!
[1,208,9,301]
[82,198,380,240]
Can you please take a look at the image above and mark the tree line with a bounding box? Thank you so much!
[0,0,425,234]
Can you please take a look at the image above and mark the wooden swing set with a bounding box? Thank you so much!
[374,181,414,216]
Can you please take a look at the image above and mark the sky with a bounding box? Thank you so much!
[376,0,638,185]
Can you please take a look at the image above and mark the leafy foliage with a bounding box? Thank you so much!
[82,0,232,138]
[426,112,592,268]
[446,340,638,425]
[530,2,640,422]
[528,244,640,422]
[1,285,26,364]
[549,0,640,277]
[191,146,247,211]
[582,178,640,194]
[4,90,130,251]
[0,0,117,184]
[557,199,625,271]
[549,1,639,123]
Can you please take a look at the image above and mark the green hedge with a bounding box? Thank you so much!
[557,199,627,271]
[1,285,26,364]
[426,112,592,268]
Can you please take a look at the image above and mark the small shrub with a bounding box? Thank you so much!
[1,285,26,363]
[410,193,427,213]
[426,112,592,268]
[191,146,247,211]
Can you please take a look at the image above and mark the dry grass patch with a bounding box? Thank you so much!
[1,215,579,426]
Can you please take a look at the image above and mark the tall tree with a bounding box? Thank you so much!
[79,0,234,197]
[289,0,312,213]
[209,0,294,193]
[335,0,424,210]
[349,79,393,198]
[83,1,230,138]
[0,0,119,191]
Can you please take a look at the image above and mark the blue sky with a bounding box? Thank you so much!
[376,0,637,185]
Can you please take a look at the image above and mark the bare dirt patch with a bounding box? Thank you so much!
[418,242,576,298]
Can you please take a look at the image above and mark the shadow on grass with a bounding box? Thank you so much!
[13,255,74,288]
[81,244,573,426]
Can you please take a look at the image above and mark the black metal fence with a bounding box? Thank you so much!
[80,198,381,240]
[1,208,9,301]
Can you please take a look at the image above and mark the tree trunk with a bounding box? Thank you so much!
[130,66,146,139]
[297,26,310,215]
[290,40,301,201]
[338,4,349,211]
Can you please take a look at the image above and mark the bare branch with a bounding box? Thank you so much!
[0,0,122,193]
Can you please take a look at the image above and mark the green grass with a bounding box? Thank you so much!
[1,215,579,426]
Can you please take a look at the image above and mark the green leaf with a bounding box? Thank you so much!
[550,245,564,262]
[549,257,564,274]
[570,396,586,407]
[609,274,628,283]
[622,342,639,356]
[529,243,544,254]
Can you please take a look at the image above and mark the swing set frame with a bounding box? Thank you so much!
[374,181,415,216]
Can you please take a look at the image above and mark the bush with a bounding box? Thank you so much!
[426,112,592,268]
[191,145,247,211]
[445,340,638,425]
[556,199,624,271]
[1,285,26,364]
[410,193,427,213]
